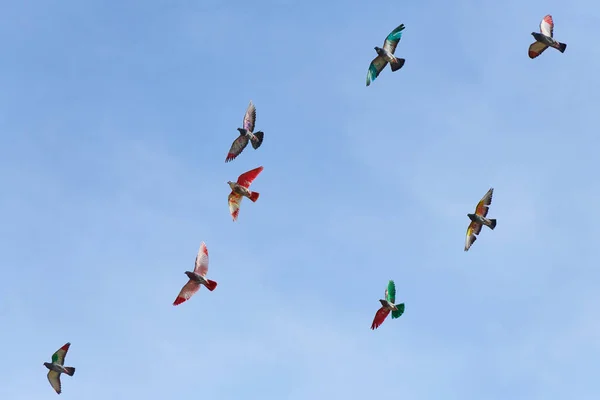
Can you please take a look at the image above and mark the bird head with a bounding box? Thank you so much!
[237,128,245,135]
[379,299,388,307]
[227,181,235,189]
[374,46,380,52]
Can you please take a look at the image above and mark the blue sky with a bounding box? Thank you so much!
[1,0,599,398]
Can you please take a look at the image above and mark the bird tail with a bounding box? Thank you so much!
[248,191,260,202]
[204,279,218,291]
[391,303,405,319]
[389,57,405,72]
[251,131,264,149]
[64,367,76,376]
[557,42,567,53]
[488,219,497,230]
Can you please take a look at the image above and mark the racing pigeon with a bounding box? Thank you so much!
[43,342,76,394]
[227,166,263,221]
[371,280,405,330]
[529,15,567,59]
[173,242,217,306]
[225,101,264,162]
[465,188,497,251]
[366,23,406,86]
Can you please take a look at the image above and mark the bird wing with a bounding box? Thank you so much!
[47,370,62,394]
[371,307,390,330]
[194,242,209,277]
[383,23,405,54]
[464,221,481,251]
[528,41,549,59]
[366,55,388,86]
[237,166,264,188]
[243,101,257,133]
[225,135,250,163]
[475,188,493,217]
[385,280,396,303]
[540,14,554,37]
[173,280,201,306]
[228,192,243,221]
[51,343,70,365]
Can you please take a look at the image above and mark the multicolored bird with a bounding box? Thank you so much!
[225,100,265,162]
[465,188,497,251]
[43,342,76,394]
[173,242,218,306]
[371,280,405,330]
[529,15,567,59]
[227,166,263,221]
[366,23,406,86]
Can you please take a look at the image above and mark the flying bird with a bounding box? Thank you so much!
[529,15,567,59]
[366,23,406,86]
[43,342,76,394]
[173,242,218,306]
[465,188,497,251]
[227,166,263,221]
[371,280,405,330]
[225,101,265,162]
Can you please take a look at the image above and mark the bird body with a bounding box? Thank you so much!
[366,23,406,86]
[227,166,263,221]
[465,188,497,251]
[44,342,76,394]
[173,242,218,306]
[371,280,405,330]
[529,15,567,59]
[226,101,265,162]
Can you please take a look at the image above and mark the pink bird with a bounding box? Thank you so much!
[173,242,217,306]
[227,166,263,221]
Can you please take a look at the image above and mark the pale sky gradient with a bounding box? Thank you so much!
[1,1,599,399]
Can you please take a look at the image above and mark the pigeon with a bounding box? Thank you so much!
[43,342,76,394]
[227,166,263,221]
[465,188,497,251]
[225,101,265,162]
[366,23,406,86]
[529,15,567,59]
[173,242,218,306]
[371,280,405,330]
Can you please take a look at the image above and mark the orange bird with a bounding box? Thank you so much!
[227,166,263,221]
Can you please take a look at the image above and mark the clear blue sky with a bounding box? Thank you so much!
[1,0,599,399]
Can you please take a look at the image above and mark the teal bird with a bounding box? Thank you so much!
[366,24,406,87]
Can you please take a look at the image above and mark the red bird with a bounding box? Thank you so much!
[173,242,217,306]
[227,166,263,221]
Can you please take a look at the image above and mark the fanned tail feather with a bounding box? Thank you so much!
[557,42,567,53]
[488,219,497,230]
[205,279,218,291]
[64,367,75,376]
[390,57,405,72]
[248,191,260,202]
[391,303,405,319]
[251,132,264,149]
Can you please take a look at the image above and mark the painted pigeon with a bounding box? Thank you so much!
[465,188,497,251]
[173,242,218,306]
[227,166,263,221]
[529,15,567,59]
[225,101,265,162]
[43,342,76,394]
[366,23,406,86]
[371,280,405,330]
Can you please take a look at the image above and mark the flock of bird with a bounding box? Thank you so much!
[41,13,567,395]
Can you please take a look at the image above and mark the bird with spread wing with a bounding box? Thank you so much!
[529,14,567,59]
[43,342,76,394]
[225,101,265,162]
[366,23,406,86]
[227,166,263,221]
[173,242,218,306]
[371,280,405,330]
[465,188,497,251]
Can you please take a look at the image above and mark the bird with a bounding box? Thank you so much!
[227,166,263,221]
[366,23,406,86]
[225,100,265,162]
[173,242,217,306]
[465,188,497,251]
[371,280,405,330]
[529,14,567,59]
[43,342,76,394]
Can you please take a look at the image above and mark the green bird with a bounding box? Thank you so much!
[43,342,76,394]
[366,24,406,86]
[371,280,405,330]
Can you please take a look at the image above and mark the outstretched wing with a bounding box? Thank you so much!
[366,55,388,86]
[194,242,209,277]
[465,221,481,251]
[243,101,257,133]
[475,188,493,217]
[173,280,201,306]
[383,23,405,54]
[228,192,243,221]
[540,14,554,37]
[51,343,70,365]
[225,135,249,163]
[528,41,549,59]
[237,166,264,188]
[385,280,396,303]
[47,370,62,394]
[371,307,390,330]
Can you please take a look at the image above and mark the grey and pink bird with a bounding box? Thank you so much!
[529,15,567,59]
[44,342,76,394]
[173,242,218,306]
[225,100,264,162]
